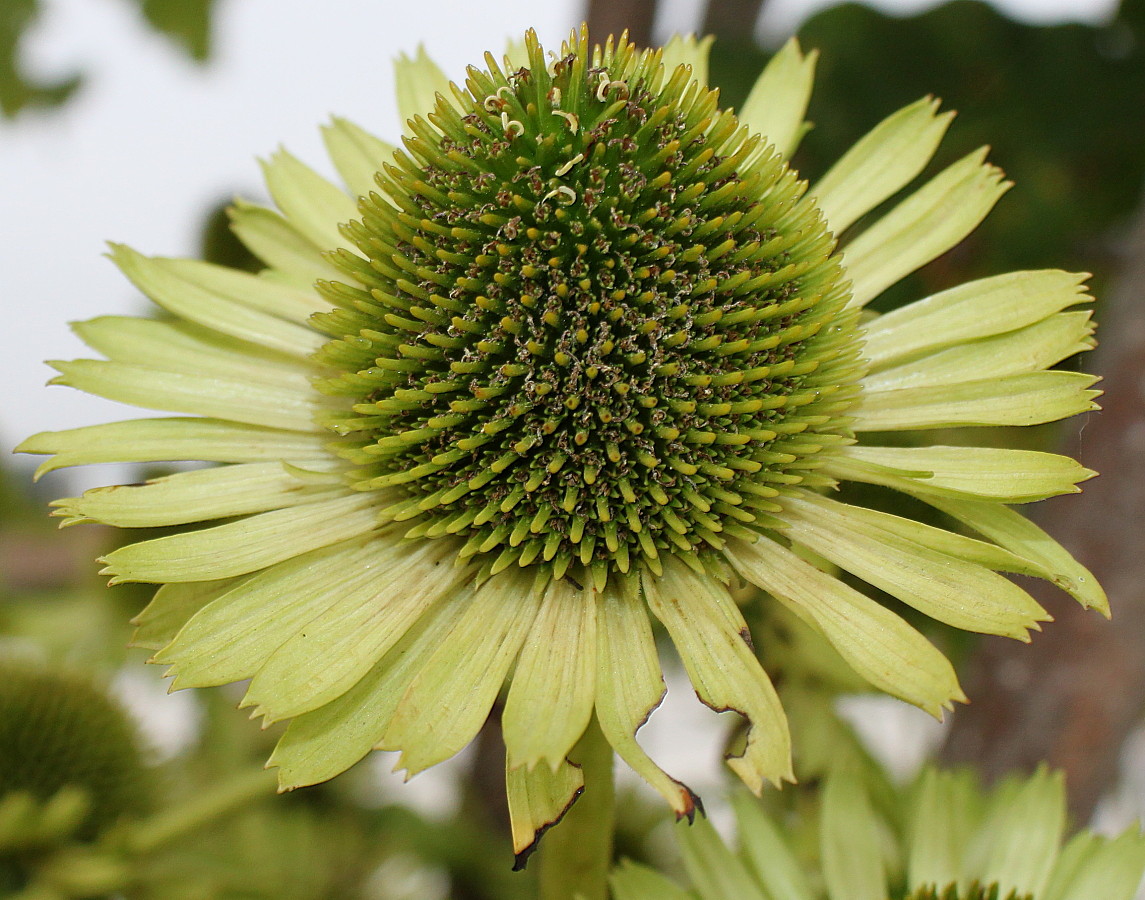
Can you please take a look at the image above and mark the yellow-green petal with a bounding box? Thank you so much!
[155,538,380,688]
[260,149,359,251]
[321,116,397,199]
[843,148,1010,307]
[827,444,1096,503]
[228,199,344,282]
[243,537,469,723]
[853,370,1100,431]
[813,97,953,234]
[100,490,379,584]
[381,567,543,776]
[48,359,323,433]
[678,814,769,900]
[907,768,982,892]
[1044,830,1145,900]
[776,492,1048,639]
[51,461,332,528]
[594,576,697,817]
[643,558,793,793]
[610,861,692,900]
[71,316,315,386]
[16,418,331,479]
[821,771,887,900]
[733,792,816,900]
[502,577,597,771]
[726,535,964,716]
[863,269,1091,369]
[506,755,584,861]
[923,496,1108,614]
[130,578,240,650]
[738,38,817,159]
[966,768,1065,897]
[395,45,452,127]
[863,311,1094,392]
[109,245,326,358]
[269,581,475,789]
[660,34,713,88]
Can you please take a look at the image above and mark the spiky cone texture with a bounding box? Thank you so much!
[610,767,1145,900]
[19,30,1106,858]
[0,661,150,892]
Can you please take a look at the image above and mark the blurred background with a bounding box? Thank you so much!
[1,0,1143,897]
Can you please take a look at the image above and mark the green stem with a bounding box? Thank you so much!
[539,716,615,900]
[127,766,277,855]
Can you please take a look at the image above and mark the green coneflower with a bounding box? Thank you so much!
[19,30,1104,858]
[610,767,1145,900]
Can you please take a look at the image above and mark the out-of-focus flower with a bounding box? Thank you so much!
[20,29,1103,857]
[611,767,1145,900]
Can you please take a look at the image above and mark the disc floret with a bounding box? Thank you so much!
[314,30,862,589]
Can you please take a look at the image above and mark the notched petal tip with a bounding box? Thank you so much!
[510,783,586,872]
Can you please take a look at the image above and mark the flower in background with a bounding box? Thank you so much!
[19,29,1104,858]
[611,766,1145,900]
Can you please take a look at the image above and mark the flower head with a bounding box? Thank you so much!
[19,30,1104,857]
[610,767,1145,900]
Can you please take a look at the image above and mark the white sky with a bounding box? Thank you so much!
[0,0,1120,471]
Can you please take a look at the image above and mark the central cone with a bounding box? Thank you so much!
[314,30,861,588]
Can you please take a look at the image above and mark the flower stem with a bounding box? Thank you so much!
[127,767,277,854]
[539,716,615,900]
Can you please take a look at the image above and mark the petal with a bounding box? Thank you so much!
[70,316,313,386]
[260,149,359,250]
[660,34,714,88]
[594,575,697,817]
[505,755,584,864]
[965,768,1065,897]
[738,38,817,159]
[160,256,332,323]
[228,200,344,282]
[51,461,334,528]
[922,495,1108,614]
[502,576,597,771]
[812,97,954,235]
[268,580,474,789]
[725,535,964,716]
[100,490,381,584]
[16,418,331,480]
[109,245,326,358]
[842,148,1011,307]
[130,578,240,650]
[155,537,381,687]
[395,45,452,127]
[863,311,1095,391]
[609,861,692,900]
[852,371,1100,431]
[47,359,324,432]
[381,567,543,776]
[826,444,1096,503]
[678,815,769,900]
[243,536,469,722]
[821,771,887,900]
[733,792,816,900]
[321,116,397,199]
[642,558,793,793]
[862,270,1091,370]
[1044,830,1145,900]
[775,492,1048,639]
[906,768,981,892]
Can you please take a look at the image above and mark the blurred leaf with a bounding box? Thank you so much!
[0,0,82,117]
[130,0,216,62]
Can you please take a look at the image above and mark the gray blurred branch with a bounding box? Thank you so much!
[585,0,657,46]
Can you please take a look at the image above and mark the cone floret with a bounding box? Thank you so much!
[313,29,862,585]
